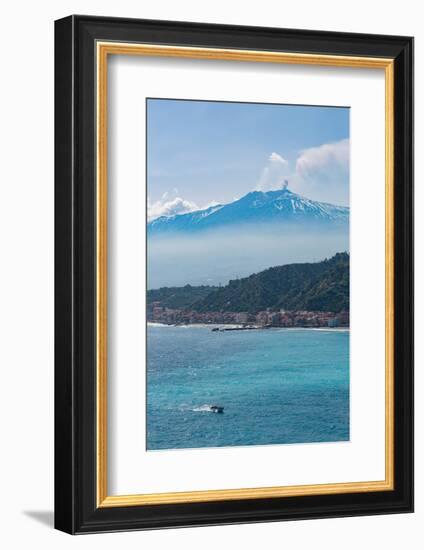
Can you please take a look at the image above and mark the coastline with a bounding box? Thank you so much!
[147,321,349,332]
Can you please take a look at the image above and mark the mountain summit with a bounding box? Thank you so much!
[148,186,349,235]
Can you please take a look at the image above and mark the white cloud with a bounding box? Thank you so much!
[255,139,350,205]
[148,191,221,221]
[269,152,288,165]
[291,138,349,205]
[256,151,290,191]
[295,138,349,181]
[148,192,199,221]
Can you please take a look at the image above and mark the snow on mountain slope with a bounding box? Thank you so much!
[147,187,349,235]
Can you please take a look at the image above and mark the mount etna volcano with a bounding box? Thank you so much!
[147,185,349,288]
[148,185,349,236]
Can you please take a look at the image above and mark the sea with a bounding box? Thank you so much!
[146,324,349,451]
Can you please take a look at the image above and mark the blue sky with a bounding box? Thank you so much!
[147,99,349,219]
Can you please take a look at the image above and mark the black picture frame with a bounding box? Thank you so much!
[55,14,414,534]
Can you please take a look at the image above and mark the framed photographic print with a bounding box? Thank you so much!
[54,15,413,534]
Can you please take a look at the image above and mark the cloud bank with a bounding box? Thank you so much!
[148,189,220,221]
[292,138,349,205]
[148,190,199,221]
[148,225,349,288]
[296,138,349,184]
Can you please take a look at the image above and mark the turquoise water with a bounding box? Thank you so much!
[146,325,349,450]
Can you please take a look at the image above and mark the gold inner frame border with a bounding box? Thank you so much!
[96,42,394,508]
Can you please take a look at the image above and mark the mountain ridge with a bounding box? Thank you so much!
[148,187,349,235]
[147,252,349,314]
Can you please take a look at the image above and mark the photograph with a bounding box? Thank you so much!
[146,98,350,450]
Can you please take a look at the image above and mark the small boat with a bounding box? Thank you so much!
[210,405,224,413]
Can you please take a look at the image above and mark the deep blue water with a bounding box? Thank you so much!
[146,325,349,450]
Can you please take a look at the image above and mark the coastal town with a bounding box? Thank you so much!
[148,303,349,329]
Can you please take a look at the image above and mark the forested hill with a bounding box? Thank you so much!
[147,252,349,314]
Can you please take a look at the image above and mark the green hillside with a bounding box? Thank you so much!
[148,252,349,314]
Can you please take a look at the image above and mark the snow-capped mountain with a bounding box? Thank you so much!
[147,187,349,235]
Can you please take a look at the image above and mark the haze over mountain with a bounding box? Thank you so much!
[147,184,349,289]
